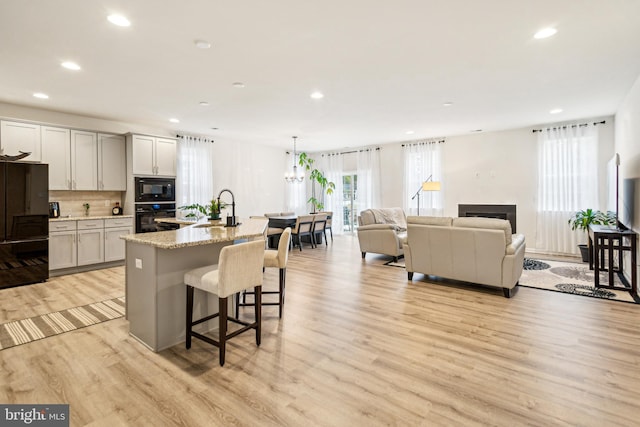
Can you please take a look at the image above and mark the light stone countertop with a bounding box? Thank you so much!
[120,217,268,249]
[50,215,134,222]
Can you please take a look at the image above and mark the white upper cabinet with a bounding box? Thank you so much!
[71,130,98,190]
[41,126,71,190]
[0,121,42,161]
[98,133,126,191]
[155,137,177,177]
[131,134,176,177]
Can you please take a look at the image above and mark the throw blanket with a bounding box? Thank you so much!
[371,208,407,230]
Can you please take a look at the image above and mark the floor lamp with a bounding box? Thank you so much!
[411,175,441,216]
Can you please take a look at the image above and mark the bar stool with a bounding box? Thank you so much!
[184,239,264,366]
[237,228,291,318]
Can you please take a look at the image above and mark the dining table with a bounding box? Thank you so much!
[267,214,330,248]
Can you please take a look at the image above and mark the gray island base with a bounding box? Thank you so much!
[121,217,268,352]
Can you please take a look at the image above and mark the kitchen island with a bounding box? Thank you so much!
[121,217,268,352]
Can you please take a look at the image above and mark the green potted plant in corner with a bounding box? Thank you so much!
[568,209,616,262]
[179,199,227,220]
[298,152,336,212]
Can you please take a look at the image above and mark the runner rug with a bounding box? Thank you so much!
[0,296,125,350]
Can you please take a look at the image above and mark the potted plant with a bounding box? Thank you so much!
[83,203,90,216]
[298,152,336,212]
[179,199,227,220]
[568,209,616,262]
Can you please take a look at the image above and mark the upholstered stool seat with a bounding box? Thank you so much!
[184,239,265,366]
[237,228,291,318]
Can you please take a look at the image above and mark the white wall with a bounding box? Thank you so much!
[614,74,640,283]
[379,118,615,253]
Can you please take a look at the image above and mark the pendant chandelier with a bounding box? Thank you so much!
[284,136,304,183]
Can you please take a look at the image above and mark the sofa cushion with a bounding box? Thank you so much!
[452,217,512,245]
[407,216,453,226]
[360,210,376,226]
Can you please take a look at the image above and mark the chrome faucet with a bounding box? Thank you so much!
[217,188,239,227]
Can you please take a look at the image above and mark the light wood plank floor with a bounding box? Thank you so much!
[1,235,639,426]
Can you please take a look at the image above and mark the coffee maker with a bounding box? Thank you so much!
[49,202,60,218]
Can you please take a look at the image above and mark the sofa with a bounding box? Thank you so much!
[403,216,526,298]
[357,208,407,261]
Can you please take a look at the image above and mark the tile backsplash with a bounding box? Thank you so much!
[49,191,123,217]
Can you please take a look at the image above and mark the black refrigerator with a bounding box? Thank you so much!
[0,161,49,288]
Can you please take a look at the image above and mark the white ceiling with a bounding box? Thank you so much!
[1,0,640,151]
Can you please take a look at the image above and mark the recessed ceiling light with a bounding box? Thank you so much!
[310,91,324,99]
[405,130,415,135]
[169,118,180,123]
[549,108,563,114]
[61,61,81,71]
[232,82,245,88]
[194,40,211,49]
[199,101,210,106]
[107,14,131,27]
[33,92,49,99]
[534,27,557,39]
[211,127,219,130]
[472,129,483,132]
[443,102,453,107]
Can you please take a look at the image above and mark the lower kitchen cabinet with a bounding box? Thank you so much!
[49,217,133,273]
[49,230,77,270]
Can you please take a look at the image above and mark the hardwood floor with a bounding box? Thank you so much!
[1,235,639,426]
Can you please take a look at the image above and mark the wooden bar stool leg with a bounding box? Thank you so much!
[219,297,228,366]
[255,286,262,345]
[278,268,285,318]
[186,286,194,349]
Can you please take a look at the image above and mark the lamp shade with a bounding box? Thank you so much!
[422,181,441,191]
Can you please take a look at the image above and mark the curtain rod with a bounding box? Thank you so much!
[402,139,445,147]
[532,120,606,133]
[286,147,381,156]
[323,147,380,156]
[176,134,214,143]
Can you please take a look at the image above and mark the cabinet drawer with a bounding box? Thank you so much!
[104,218,133,228]
[50,221,77,232]
[77,219,104,230]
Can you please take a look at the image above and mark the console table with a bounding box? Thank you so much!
[588,224,637,294]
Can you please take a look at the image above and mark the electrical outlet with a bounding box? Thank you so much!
[135,258,143,269]
[104,200,110,206]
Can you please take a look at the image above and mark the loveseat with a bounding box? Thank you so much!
[403,216,526,297]
[357,208,407,261]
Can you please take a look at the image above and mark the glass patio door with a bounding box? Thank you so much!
[343,174,358,232]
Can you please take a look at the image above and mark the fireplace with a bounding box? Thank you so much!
[458,204,516,234]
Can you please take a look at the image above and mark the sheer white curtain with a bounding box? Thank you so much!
[357,148,382,212]
[403,141,444,216]
[323,153,345,234]
[176,135,214,216]
[284,151,306,215]
[536,124,599,254]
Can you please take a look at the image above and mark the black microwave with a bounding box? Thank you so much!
[135,177,175,202]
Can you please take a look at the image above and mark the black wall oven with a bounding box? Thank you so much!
[135,203,179,233]
[135,177,175,203]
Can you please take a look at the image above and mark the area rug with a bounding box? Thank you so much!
[520,259,639,304]
[384,257,639,304]
[0,296,125,350]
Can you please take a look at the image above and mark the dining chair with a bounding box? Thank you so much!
[292,214,315,250]
[320,211,333,241]
[311,213,328,247]
[280,211,295,216]
[236,228,291,318]
[184,239,264,366]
